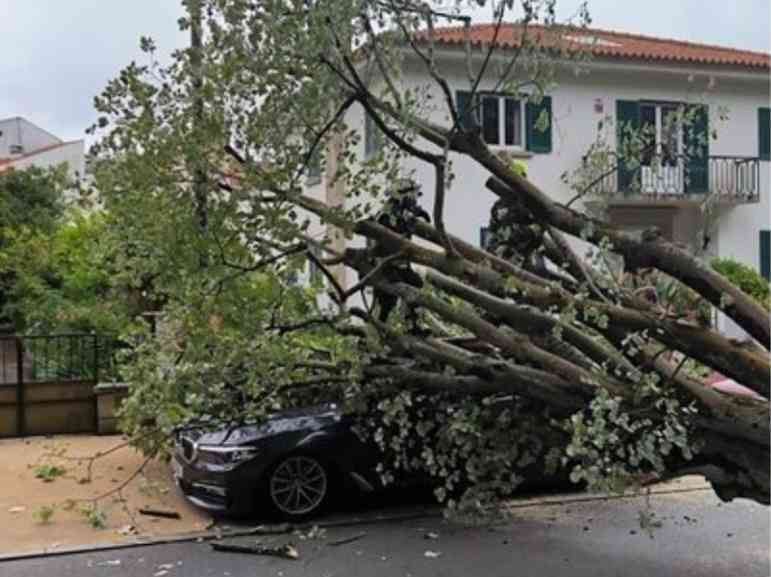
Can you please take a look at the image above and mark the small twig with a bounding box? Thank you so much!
[361,15,402,109]
[649,347,673,365]
[565,141,658,208]
[300,94,356,179]
[546,225,613,305]
[669,355,690,386]
[306,245,346,305]
[47,429,160,484]
[138,507,182,519]
[463,16,474,87]
[118,485,143,533]
[79,456,153,505]
[327,532,367,547]
[394,5,459,128]
[468,3,508,105]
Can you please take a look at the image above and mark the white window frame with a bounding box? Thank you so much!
[479,93,524,149]
[639,101,682,167]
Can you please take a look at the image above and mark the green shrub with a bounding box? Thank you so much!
[711,258,770,310]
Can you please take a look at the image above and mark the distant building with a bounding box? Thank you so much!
[0,117,85,184]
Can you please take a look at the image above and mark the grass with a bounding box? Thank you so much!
[32,505,56,525]
[80,505,107,530]
[33,464,67,483]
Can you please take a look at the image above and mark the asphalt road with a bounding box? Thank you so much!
[3,486,768,577]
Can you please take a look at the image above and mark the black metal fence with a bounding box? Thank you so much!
[0,334,117,437]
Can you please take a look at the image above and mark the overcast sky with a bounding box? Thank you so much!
[1,0,768,143]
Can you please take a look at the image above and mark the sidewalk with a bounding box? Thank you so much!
[0,435,210,555]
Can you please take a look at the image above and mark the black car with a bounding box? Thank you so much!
[173,404,389,520]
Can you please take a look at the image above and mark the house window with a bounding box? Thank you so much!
[306,146,322,184]
[639,102,681,167]
[471,93,523,147]
[478,95,524,146]
[364,110,383,158]
[616,100,707,194]
[482,96,501,144]
[505,98,523,147]
[308,245,323,285]
[761,230,770,280]
[456,91,552,151]
[759,108,770,161]
[480,226,492,250]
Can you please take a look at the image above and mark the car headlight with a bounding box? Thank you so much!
[196,445,259,471]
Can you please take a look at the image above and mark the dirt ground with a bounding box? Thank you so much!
[0,434,211,555]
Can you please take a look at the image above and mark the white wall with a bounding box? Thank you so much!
[7,139,85,179]
[387,56,770,248]
[0,117,61,157]
[712,86,771,270]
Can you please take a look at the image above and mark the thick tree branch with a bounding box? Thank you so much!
[484,175,770,348]
[426,269,640,383]
[288,190,770,397]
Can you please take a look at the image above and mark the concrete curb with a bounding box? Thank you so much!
[0,482,712,563]
[504,485,712,511]
[0,509,440,563]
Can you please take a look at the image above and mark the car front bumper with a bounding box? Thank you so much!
[173,454,233,513]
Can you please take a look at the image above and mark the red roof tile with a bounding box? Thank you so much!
[419,24,770,70]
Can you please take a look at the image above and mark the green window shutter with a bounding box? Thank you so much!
[761,230,771,280]
[684,104,709,194]
[456,90,478,131]
[481,96,500,144]
[525,96,552,153]
[759,108,770,161]
[616,100,640,194]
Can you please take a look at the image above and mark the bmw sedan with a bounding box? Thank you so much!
[173,404,387,520]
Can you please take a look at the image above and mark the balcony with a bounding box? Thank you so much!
[591,153,761,206]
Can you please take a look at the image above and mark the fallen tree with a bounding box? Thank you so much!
[89,0,769,509]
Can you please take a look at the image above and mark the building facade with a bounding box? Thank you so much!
[307,26,770,336]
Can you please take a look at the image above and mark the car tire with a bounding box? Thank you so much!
[263,453,333,521]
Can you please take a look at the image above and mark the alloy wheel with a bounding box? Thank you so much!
[268,455,328,516]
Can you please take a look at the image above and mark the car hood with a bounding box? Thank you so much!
[188,403,343,447]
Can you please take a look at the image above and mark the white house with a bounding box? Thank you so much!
[0,117,85,184]
[306,24,770,337]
